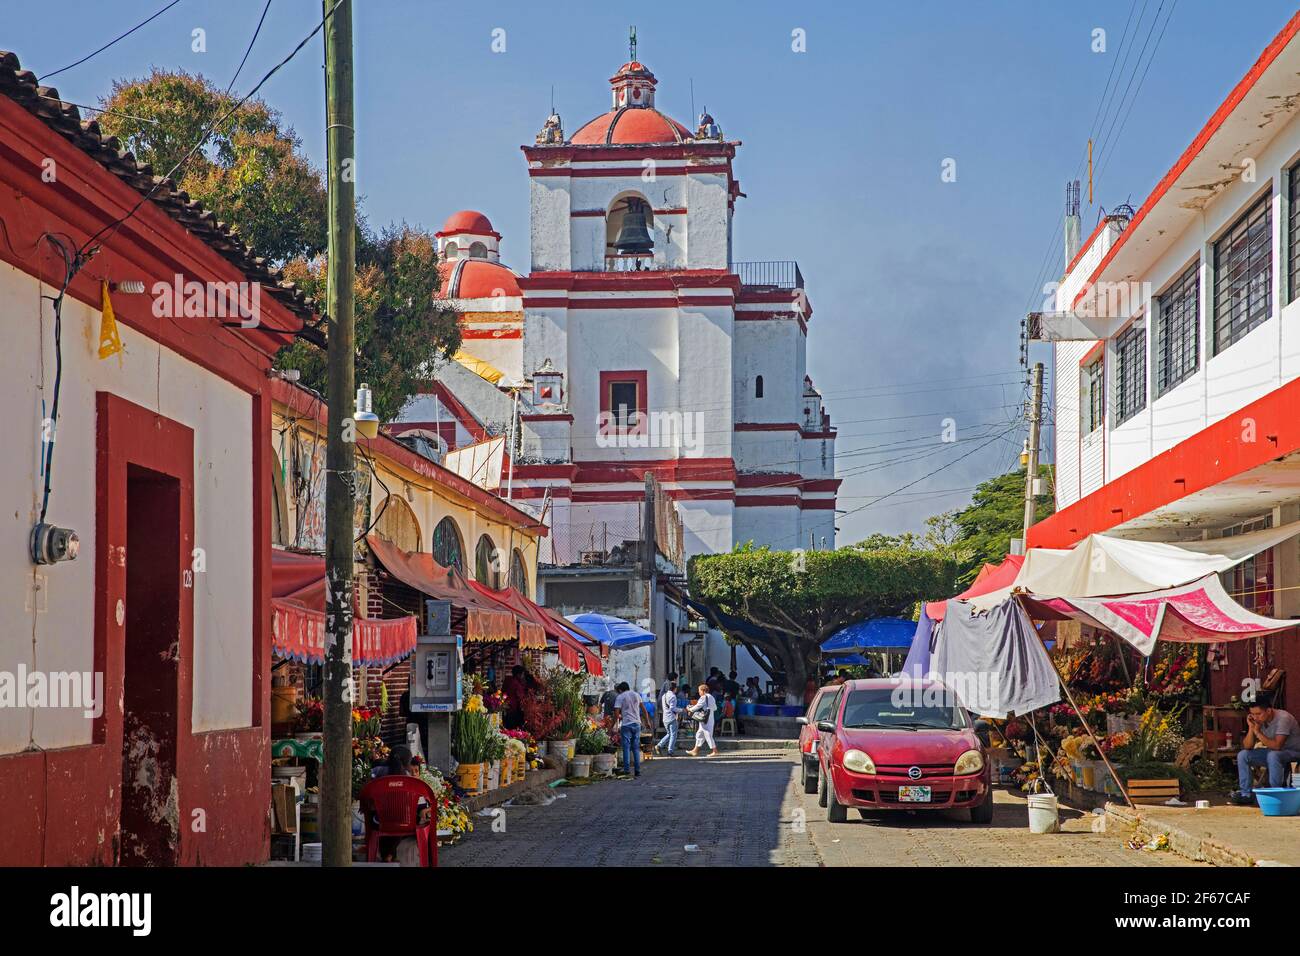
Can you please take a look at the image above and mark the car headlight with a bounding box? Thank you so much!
[842,749,875,774]
[954,749,984,775]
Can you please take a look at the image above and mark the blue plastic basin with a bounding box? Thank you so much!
[1254,788,1300,816]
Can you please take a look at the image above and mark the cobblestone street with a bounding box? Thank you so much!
[440,749,1200,867]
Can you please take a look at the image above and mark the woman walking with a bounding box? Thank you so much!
[686,682,719,757]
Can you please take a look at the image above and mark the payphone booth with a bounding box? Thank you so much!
[409,600,462,769]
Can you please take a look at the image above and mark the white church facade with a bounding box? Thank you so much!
[395,56,839,568]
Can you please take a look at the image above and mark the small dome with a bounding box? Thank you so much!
[572,107,691,145]
[437,259,521,300]
[437,210,499,239]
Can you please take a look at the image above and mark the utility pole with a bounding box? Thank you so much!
[1022,362,1044,538]
[321,0,356,868]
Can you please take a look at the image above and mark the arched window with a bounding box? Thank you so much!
[443,240,459,260]
[475,534,500,588]
[432,517,464,569]
[509,548,529,596]
[755,375,764,399]
[375,496,422,553]
[468,241,488,259]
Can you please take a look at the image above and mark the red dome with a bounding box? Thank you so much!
[437,210,499,239]
[437,259,521,299]
[571,107,691,146]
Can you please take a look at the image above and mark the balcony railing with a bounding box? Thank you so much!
[733,259,803,290]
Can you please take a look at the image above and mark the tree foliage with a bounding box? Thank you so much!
[276,226,460,420]
[688,543,957,688]
[98,70,461,419]
[948,465,1054,587]
[99,70,327,263]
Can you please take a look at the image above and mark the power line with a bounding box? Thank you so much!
[39,0,184,82]
[77,0,344,259]
[225,0,275,96]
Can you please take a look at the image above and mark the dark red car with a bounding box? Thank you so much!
[815,678,993,824]
[796,684,843,793]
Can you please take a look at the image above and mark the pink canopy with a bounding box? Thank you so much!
[1024,574,1296,656]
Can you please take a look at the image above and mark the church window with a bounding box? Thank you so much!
[755,375,764,398]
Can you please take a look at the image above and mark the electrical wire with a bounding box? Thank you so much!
[225,0,274,97]
[76,0,345,260]
[38,0,184,82]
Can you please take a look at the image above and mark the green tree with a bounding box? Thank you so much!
[276,225,460,420]
[99,69,327,263]
[98,70,460,420]
[688,544,956,695]
[948,466,1054,588]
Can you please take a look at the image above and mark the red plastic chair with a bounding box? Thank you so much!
[358,775,438,867]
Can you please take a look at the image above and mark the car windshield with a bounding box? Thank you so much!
[840,688,970,730]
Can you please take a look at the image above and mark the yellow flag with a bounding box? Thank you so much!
[98,280,124,360]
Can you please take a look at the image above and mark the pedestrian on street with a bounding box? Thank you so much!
[655,681,680,755]
[613,681,652,777]
[686,683,719,757]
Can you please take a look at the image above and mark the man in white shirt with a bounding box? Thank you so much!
[687,683,719,757]
[655,681,680,756]
[613,682,652,777]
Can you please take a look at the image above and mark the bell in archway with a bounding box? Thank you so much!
[614,198,654,255]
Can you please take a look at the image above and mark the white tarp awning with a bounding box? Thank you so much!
[968,519,1300,612]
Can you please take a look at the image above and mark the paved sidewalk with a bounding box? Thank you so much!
[1106,800,1300,866]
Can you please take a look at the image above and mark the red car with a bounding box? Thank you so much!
[815,678,993,824]
[796,684,843,794]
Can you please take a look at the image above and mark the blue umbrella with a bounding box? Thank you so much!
[822,616,917,655]
[566,612,656,650]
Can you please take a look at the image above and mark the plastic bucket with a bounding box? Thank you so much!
[1027,793,1060,833]
[568,755,592,779]
[1254,788,1300,816]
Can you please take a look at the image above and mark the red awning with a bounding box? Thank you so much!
[367,536,517,642]
[271,547,417,666]
[926,554,1025,621]
[464,579,604,675]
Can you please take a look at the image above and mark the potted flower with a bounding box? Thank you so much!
[452,695,492,793]
[294,697,324,739]
[484,731,507,790]
[573,722,609,777]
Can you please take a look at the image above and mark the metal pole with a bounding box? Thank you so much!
[505,385,518,500]
[321,0,356,868]
[1023,362,1044,537]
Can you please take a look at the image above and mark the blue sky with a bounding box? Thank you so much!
[10,0,1300,544]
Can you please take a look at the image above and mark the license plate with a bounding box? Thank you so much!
[898,786,931,803]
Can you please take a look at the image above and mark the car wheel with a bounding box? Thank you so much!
[802,757,819,794]
[817,765,828,808]
[969,789,994,825]
[826,777,848,823]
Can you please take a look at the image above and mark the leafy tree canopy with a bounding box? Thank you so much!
[688,543,956,687]
[100,69,327,263]
[99,70,460,420]
[947,465,1054,587]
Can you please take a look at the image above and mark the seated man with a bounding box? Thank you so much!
[1232,692,1300,805]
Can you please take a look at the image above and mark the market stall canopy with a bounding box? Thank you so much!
[930,598,1060,717]
[1027,574,1296,656]
[925,554,1024,621]
[567,612,656,650]
[822,616,917,654]
[270,548,417,667]
[463,579,604,675]
[900,607,936,677]
[968,520,1300,613]
[367,535,516,642]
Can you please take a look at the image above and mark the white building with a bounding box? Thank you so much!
[398,57,839,567]
[1029,13,1300,706]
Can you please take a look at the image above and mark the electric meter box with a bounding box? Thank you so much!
[410,601,461,713]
